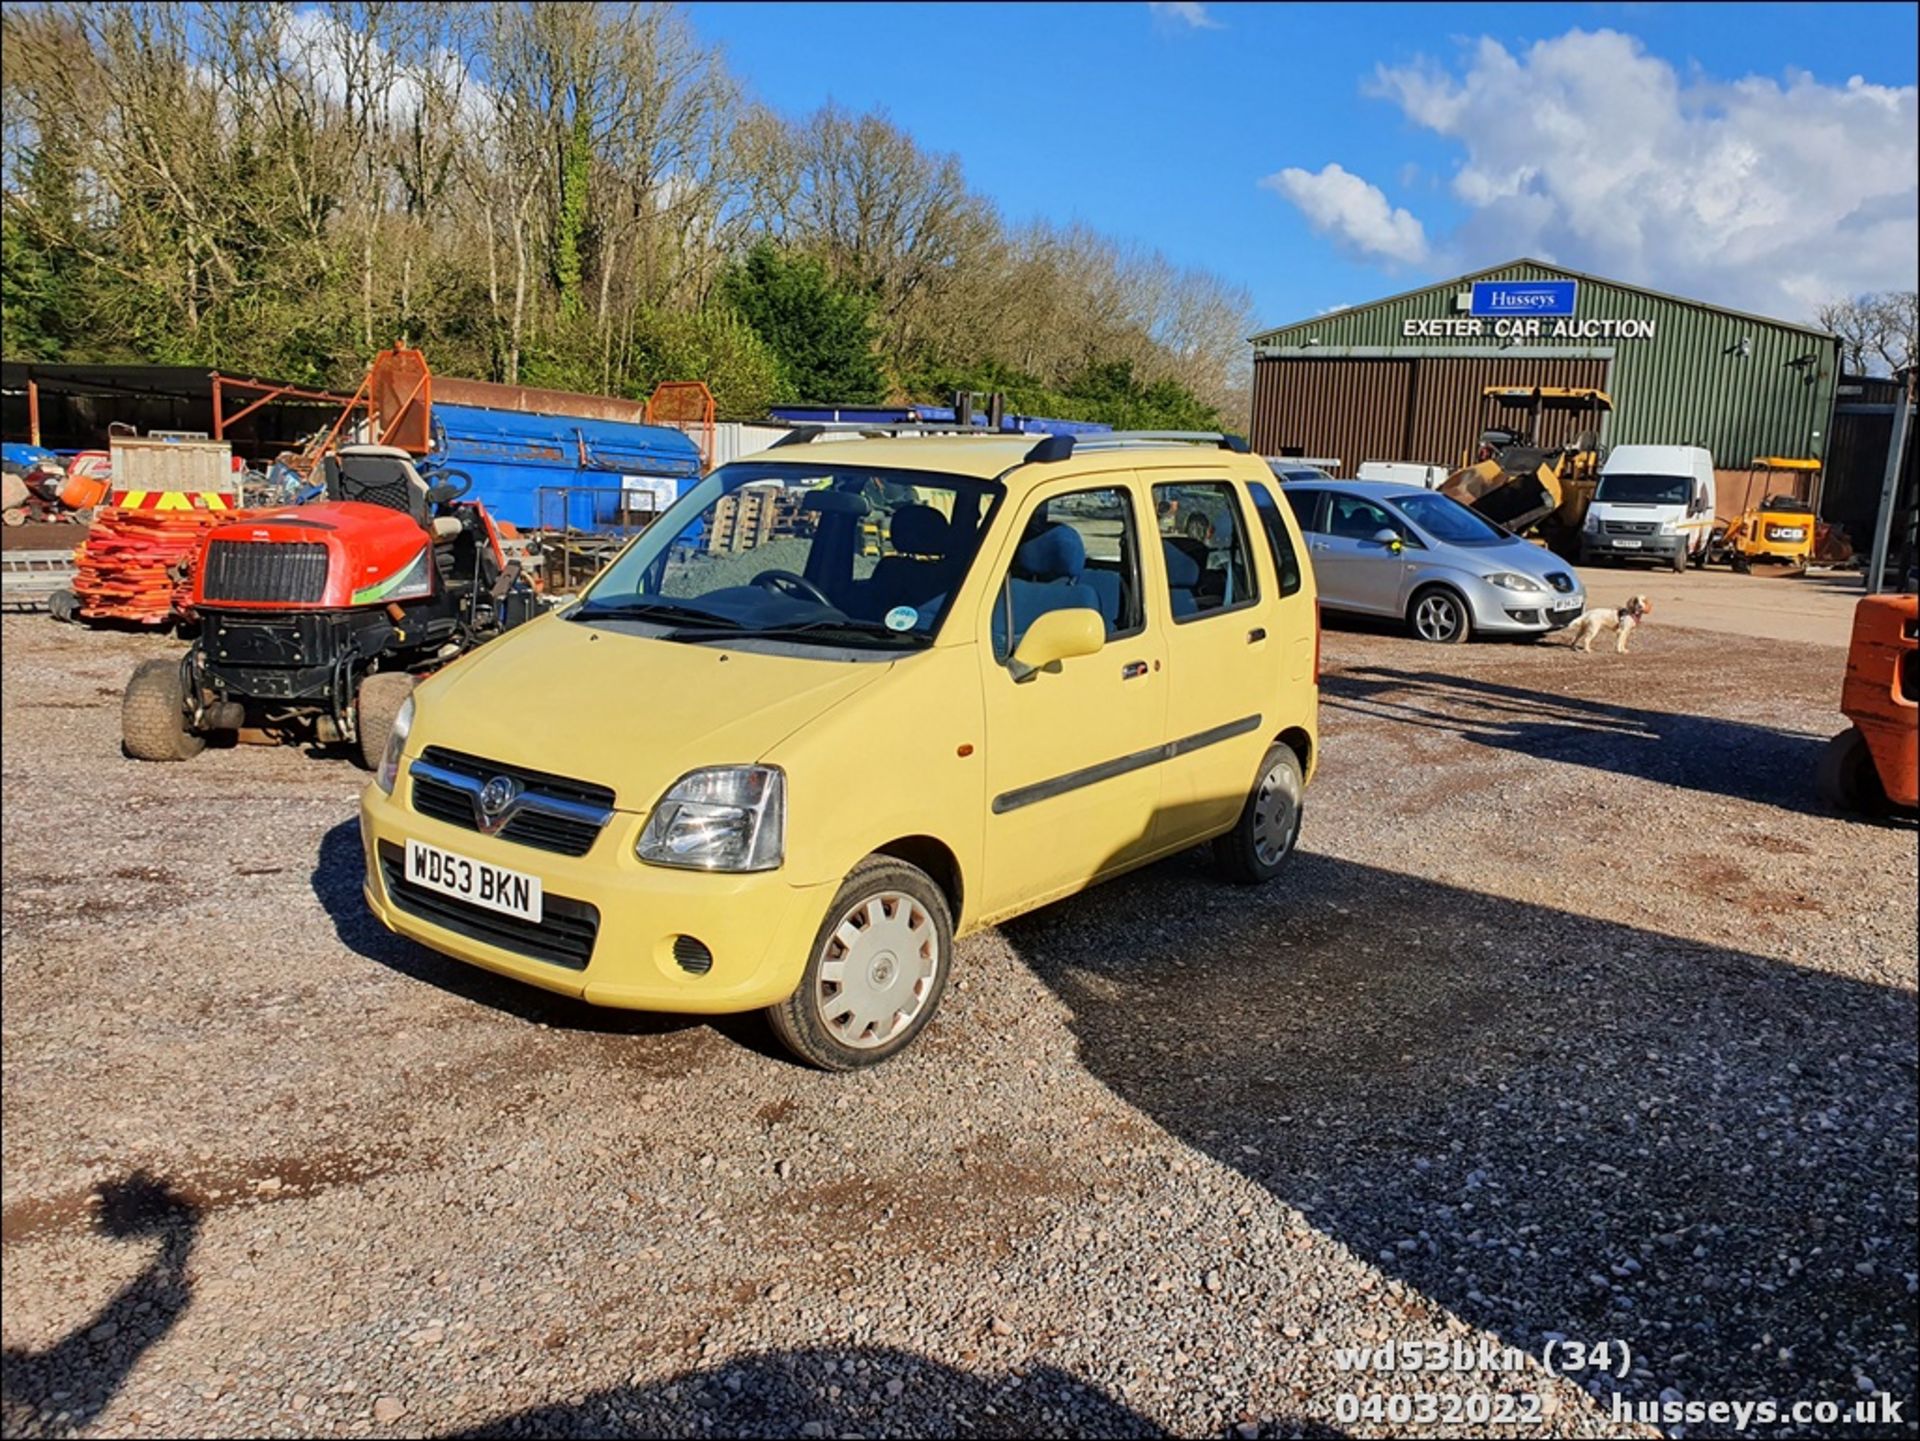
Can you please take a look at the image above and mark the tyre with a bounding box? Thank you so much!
[1816,727,1888,816]
[1408,586,1471,644]
[47,588,79,623]
[122,658,204,762]
[766,856,953,1071]
[355,671,416,771]
[1213,743,1305,885]
[1689,546,1707,570]
[1669,547,1688,573]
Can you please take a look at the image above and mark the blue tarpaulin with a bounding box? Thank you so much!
[422,403,704,530]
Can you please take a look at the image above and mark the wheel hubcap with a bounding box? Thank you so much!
[1251,762,1301,867]
[1416,595,1459,640]
[815,891,940,1050]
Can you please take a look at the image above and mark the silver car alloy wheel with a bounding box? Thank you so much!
[1251,757,1302,867]
[1414,592,1463,642]
[814,890,941,1049]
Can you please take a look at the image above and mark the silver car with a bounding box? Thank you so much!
[1279,479,1585,642]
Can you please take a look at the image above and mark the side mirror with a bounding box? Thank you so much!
[1009,607,1104,682]
[1371,527,1404,553]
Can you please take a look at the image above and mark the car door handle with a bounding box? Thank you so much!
[1121,660,1149,680]
[1247,627,1266,643]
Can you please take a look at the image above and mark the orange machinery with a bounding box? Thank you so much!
[1818,592,1918,814]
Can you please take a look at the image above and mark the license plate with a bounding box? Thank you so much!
[405,838,542,922]
[1611,538,1642,549]
[1551,597,1583,611]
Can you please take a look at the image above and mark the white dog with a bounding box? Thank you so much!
[1564,595,1652,653]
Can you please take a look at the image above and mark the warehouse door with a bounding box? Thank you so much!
[1250,359,1412,469]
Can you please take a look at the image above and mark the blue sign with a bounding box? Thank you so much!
[1470,280,1577,317]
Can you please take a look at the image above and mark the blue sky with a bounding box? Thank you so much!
[684,2,1919,331]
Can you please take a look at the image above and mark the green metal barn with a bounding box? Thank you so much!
[1248,259,1839,479]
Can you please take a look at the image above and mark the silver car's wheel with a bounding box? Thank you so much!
[767,856,953,1070]
[1409,587,1471,644]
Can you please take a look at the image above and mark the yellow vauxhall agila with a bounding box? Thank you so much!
[359,429,1320,1068]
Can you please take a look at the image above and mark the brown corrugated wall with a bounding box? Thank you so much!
[1252,356,1611,470]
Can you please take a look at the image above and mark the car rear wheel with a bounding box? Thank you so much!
[1214,743,1305,885]
[1816,726,1888,817]
[1408,586,1471,644]
[355,672,416,772]
[767,856,953,1070]
[122,658,204,762]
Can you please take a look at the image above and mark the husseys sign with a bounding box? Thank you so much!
[1402,280,1658,341]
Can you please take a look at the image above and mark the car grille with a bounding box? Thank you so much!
[1602,520,1657,536]
[201,540,330,603]
[410,747,615,857]
[377,841,597,970]
[1544,571,1574,594]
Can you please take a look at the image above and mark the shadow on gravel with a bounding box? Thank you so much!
[1007,843,1918,1424]
[1,1173,200,1438]
[448,1344,1341,1439]
[310,820,701,1040]
[1323,666,1832,813]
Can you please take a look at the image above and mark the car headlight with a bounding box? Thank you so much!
[1656,518,1677,535]
[637,766,785,872]
[1483,572,1546,593]
[1583,511,1601,533]
[376,695,413,794]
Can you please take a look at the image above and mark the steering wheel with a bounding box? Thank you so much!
[751,569,833,607]
[427,468,473,504]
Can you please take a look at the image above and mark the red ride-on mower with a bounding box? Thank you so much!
[122,445,542,766]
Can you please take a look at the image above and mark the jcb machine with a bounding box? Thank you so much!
[1441,386,1612,548]
[1704,456,1821,572]
[1817,592,1918,816]
[122,445,540,765]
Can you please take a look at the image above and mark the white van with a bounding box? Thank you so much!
[1356,460,1449,489]
[1581,445,1716,572]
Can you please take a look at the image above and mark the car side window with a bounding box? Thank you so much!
[991,486,1142,662]
[1325,492,1399,541]
[1248,481,1305,598]
[1151,481,1259,622]
[1284,487,1327,534]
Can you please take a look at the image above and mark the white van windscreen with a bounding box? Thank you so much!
[1594,473,1691,505]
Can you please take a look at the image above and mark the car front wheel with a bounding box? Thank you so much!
[1408,586,1471,644]
[767,856,953,1070]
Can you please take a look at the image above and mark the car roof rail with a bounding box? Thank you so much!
[1024,430,1253,463]
[767,422,1025,448]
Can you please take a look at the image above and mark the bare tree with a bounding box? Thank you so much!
[1819,290,1919,375]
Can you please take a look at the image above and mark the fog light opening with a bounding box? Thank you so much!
[672,935,714,975]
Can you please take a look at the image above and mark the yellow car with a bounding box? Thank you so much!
[360,429,1320,1068]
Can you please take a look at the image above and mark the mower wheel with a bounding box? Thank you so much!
[47,589,80,623]
[355,671,416,771]
[1816,726,1888,817]
[123,659,204,762]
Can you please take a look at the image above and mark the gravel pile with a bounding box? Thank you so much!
[2,612,1913,1438]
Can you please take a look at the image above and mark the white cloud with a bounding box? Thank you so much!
[1148,2,1224,31]
[1369,28,1919,320]
[1260,163,1430,265]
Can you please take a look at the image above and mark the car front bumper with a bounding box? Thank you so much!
[1470,586,1586,633]
[1581,533,1684,561]
[360,770,832,1014]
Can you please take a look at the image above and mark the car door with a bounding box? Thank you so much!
[1307,490,1408,615]
[976,476,1168,919]
[1146,472,1275,847]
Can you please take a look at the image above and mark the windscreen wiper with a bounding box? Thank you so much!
[665,617,929,646]
[570,599,740,627]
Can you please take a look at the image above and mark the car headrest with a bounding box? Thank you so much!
[890,504,949,557]
[1014,523,1085,583]
[1162,537,1203,588]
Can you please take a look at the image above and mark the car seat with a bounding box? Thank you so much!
[1162,537,1204,617]
[993,523,1099,655]
[857,504,957,619]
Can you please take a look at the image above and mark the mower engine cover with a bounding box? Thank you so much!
[192,501,437,611]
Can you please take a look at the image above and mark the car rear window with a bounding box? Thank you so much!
[1248,482,1305,598]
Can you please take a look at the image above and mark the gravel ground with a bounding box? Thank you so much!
[2,610,1914,1440]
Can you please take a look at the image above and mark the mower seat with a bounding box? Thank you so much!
[327,446,433,530]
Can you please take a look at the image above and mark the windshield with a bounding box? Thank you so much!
[1595,473,1691,505]
[575,460,1000,649]
[1387,492,1510,546]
